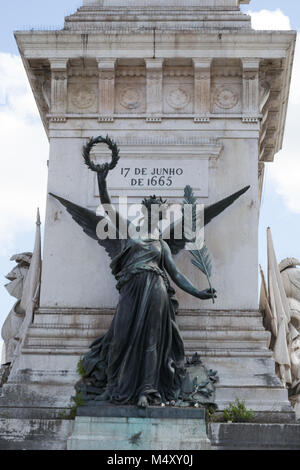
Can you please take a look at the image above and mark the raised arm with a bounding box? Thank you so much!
[162,240,216,300]
[97,166,112,206]
[82,136,128,231]
[97,167,128,231]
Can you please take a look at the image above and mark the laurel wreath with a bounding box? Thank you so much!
[82,135,120,173]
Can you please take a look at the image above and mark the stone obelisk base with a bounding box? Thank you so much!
[67,406,211,450]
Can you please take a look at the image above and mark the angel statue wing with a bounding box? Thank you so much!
[49,193,123,262]
[162,185,250,255]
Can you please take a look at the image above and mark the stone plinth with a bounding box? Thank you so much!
[67,406,211,450]
[209,423,300,450]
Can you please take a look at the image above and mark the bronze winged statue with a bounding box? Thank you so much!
[50,135,249,408]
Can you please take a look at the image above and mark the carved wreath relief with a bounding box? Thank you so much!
[119,87,142,111]
[163,66,193,114]
[68,78,98,113]
[166,87,191,110]
[214,86,239,110]
[71,84,96,109]
[58,61,247,116]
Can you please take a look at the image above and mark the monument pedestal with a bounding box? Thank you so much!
[67,406,211,451]
[0,0,297,450]
[0,308,294,423]
[0,307,296,449]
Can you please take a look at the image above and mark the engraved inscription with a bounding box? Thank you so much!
[120,166,185,188]
[90,157,209,198]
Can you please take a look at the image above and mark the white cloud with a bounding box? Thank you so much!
[0,53,49,256]
[248,8,291,31]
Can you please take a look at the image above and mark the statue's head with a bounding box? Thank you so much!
[141,195,168,222]
[279,258,300,273]
[280,258,300,318]
[5,252,32,300]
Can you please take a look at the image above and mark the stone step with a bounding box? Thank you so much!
[214,386,292,412]
[0,382,75,409]
[0,418,73,450]
[208,423,300,450]
[26,308,271,355]
[27,310,270,360]
[25,327,270,350]
[185,348,273,357]
[19,346,274,359]
[35,308,266,330]
[27,324,269,337]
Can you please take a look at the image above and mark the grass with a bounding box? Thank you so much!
[222,399,254,423]
[76,358,86,378]
[57,391,85,420]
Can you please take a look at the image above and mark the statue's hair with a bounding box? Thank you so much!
[141,195,167,211]
[141,195,168,219]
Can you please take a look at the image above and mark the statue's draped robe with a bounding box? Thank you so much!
[82,238,186,404]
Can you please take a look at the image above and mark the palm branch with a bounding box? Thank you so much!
[184,185,215,304]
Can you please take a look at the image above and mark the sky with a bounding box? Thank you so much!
[0,1,300,353]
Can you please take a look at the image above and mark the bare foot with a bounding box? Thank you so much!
[137,395,149,408]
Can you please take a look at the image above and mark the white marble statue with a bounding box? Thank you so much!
[1,253,33,364]
[280,258,300,332]
[1,210,42,368]
[279,258,300,415]
[260,230,300,419]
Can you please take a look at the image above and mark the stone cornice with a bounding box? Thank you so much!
[15,30,296,59]
[15,28,296,162]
